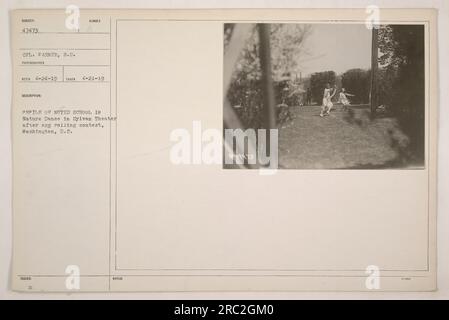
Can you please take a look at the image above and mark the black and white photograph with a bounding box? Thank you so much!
[224,23,425,169]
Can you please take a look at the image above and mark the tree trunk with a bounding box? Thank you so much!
[370,27,379,114]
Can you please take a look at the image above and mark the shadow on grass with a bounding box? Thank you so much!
[342,108,372,128]
[341,158,411,169]
[340,107,423,169]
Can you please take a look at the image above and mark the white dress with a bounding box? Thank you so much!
[339,92,350,106]
[322,88,333,108]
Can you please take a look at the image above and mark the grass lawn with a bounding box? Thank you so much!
[278,105,411,169]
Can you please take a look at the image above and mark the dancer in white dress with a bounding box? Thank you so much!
[320,83,337,117]
[338,88,355,111]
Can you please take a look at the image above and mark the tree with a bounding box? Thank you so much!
[224,23,311,128]
[269,24,311,81]
[309,71,336,104]
[341,68,371,104]
[378,24,425,163]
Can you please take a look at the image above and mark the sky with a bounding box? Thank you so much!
[298,24,372,77]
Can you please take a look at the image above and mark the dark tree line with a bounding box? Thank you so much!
[309,69,371,105]
[309,71,336,104]
[341,69,371,104]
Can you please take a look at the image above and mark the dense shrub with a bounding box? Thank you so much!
[341,69,371,104]
[309,71,336,104]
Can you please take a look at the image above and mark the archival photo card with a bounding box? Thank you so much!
[10,8,437,292]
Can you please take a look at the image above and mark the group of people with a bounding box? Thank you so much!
[320,83,354,117]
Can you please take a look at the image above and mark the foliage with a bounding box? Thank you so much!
[269,24,311,81]
[227,78,264,129]
[309,71,336,104]
[341,68,371,104]
[378,24,425,163]
[225,24,311,129]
